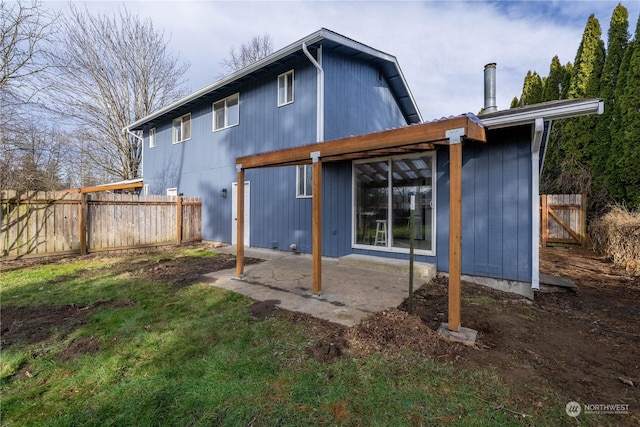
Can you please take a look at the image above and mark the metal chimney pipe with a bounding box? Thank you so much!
[483,63,497,113]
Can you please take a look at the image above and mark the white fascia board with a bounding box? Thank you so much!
[481,99,604,130]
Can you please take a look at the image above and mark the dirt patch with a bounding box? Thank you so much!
[405,247,639,424]
[56,335,100,362]
[1,300,134,349]
[250,299,280,321]
[299,247,640,424]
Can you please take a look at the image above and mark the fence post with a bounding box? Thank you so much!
[79,193,88,255]
[540,195,548,247]
[176,195,183,244]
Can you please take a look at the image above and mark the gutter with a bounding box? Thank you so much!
[530,118,544,291]
[302,42,324,142]
[481,99,604,129]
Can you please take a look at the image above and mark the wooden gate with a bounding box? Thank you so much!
[540,194,587,247]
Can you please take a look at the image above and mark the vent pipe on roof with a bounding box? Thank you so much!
[483,63,497,113]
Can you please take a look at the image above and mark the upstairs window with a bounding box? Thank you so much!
[172,114,191,144]
[278,70,294,106]
[213,93,239,131]
[149,127,156,148]
[296,164,312,198]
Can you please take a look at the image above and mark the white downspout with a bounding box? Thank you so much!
[531,117,544,291]
[123,127,145,179]
[302,42,324,142]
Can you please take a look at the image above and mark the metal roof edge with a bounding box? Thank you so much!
[480,99,604,129]
[125,28,421,131]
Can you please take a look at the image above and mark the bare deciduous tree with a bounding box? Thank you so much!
[45,5,189,181]
[0,0,61,191]
[220,34,273,75]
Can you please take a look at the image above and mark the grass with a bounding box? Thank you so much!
[1,249,580,426]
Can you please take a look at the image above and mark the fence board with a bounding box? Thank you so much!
[1,192,202,258]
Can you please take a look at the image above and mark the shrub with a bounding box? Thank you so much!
[590,205,640,275]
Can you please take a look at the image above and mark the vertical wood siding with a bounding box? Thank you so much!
[436,126,533,282]
[141,49,409,249]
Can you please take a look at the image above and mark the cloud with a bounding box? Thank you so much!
[49,0,640,119]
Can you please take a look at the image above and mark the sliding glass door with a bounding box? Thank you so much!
[353,153,435,255]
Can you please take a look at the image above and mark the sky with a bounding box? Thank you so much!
[45,0,640,121]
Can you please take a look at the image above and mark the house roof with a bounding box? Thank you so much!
[125,28,422,132]
[480,98,604,129]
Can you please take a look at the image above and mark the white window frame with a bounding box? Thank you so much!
[142,184,149,195]
[213,93,240,131]
[278,70,294,106]
[351,152,437,257]
[166,187,178,197]
[296,164,312,198]
[149,127,156,148]
[172,113,191,144]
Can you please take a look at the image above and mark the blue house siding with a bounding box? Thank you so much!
[142,57,319,243]
[436,125,532,282]
[323,50,407,140]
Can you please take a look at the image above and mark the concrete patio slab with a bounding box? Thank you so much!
[208,246,434,326]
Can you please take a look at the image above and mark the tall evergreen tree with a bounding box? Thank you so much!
[616,14,640,207]
[519,70,544,105]
[607,24,634,202]
[560,14,606,211]
[542,55,566,101]
[592,4,629,210]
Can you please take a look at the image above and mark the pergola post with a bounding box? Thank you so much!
[446,128,464,332]
[236,165,245,277]
[311,151,322,295]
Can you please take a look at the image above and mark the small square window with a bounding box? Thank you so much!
[296,164,312,198]
[172,114,190,144]
[278,70,294,106]
[213,93,240,131]
[149,128,156,148]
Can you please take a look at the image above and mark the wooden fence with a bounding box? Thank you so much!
[540,194,587,247]
[1,191,202,258]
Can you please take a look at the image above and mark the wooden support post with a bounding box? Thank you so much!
[448,141,462,332]
[312,152,322,295]
[79,193,88,255]
[580,194,587,247]
[541,194,548,247]
[236,167,245,277]
[176,195,183,244]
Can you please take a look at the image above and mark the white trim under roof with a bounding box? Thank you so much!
[124,28,422,132]
[480,98,604,129]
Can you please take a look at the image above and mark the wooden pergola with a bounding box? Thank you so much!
[235,115,486,332]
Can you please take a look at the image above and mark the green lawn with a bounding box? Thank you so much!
[1,248,569,426]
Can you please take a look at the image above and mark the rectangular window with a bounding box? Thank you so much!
[296,164,312,198]
[278,70,294,106]
[213,93,240,131]
[166,187,177,197]
[353,153,436,255]
[149,127,156,148]
[172,114,191,144]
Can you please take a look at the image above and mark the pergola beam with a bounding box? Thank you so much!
[237,116,485,169]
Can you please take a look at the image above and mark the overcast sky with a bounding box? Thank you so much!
[47,0,640,121]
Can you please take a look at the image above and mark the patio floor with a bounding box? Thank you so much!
[207,246,436,326]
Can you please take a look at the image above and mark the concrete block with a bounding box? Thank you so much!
[437,323,478,345]
[338,254,437,281]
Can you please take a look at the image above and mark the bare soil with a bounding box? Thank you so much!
[301,247,640,424]
[3,244,639,424]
